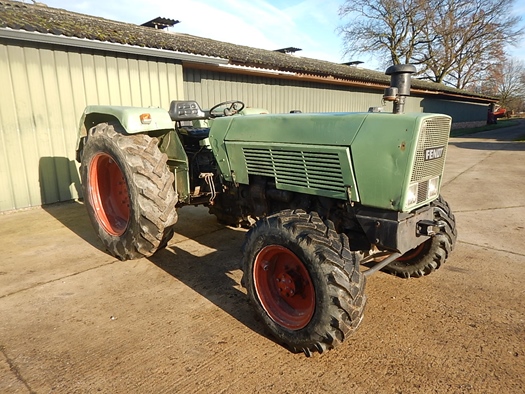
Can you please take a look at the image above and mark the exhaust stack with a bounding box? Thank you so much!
[383,64,417,114]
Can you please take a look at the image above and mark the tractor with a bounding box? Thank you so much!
[76,64,457,356]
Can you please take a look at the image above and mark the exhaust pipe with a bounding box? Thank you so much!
[383,64,417,114]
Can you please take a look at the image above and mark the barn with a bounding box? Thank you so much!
[0,0,495,212]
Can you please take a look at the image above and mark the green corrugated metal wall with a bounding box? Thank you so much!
[183,68,489,121]
[0,40,184,212]
[411,97,488,123]
[183,68,387,113]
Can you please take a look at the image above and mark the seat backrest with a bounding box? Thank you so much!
[168,101,208,121]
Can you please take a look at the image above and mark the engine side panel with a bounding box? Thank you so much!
[208,112,367,194]
[225,141,360,201]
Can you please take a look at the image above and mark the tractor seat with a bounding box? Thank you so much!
[169,100,207,121]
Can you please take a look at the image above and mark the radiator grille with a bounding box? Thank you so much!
[242,148,345,193]
[411,116,451,183]
[411,116,451,205]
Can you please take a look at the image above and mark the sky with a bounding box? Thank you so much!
[23,0,525,70]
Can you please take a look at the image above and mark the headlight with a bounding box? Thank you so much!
[407,182,418,207]
[427,176,440,199]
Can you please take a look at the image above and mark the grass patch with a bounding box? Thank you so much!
[450,118,520,137]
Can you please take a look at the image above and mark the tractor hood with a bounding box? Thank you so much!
[211,112,368,145]
[209,112,451,212]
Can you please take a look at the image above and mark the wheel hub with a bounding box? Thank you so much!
[253,245,315,330]
[276,272,296,297]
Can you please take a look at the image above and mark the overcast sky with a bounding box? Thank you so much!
[25,0,525,69]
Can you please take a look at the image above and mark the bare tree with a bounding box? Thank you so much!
[338,0,430,67]
[338,0,524,89]
[482,58,525,114]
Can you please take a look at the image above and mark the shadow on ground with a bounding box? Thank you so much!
[149,235,272,342]
[42,201,273,346]
[41,200,102,250]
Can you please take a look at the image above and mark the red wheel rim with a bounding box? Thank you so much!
[89,153,130,236]
[396,241,427,262]
[253,245,315,330]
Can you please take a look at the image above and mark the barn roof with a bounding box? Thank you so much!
[0,0,494,102]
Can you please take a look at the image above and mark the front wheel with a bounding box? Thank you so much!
[383,195,457,278]
[242,210,366,356]
[80,123,178,260]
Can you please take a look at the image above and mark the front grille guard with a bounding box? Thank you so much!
[410,116,451,206]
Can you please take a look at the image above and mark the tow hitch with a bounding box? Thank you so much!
[417,220,445,237]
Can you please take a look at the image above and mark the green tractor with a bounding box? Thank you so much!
[76,65,457,356]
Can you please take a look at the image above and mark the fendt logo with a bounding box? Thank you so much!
[424,146,445,161]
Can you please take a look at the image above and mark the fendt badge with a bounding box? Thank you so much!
[424,146,445,161]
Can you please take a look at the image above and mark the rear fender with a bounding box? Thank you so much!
[76,105,191,204]
[76,105,174,159]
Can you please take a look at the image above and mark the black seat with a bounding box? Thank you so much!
[179,126,210,140]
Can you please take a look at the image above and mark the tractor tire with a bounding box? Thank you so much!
[80,123,178,260]
[242,209,367,356]
[383,195,457,278]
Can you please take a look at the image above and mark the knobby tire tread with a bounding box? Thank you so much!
[383,195,457,278]
[81,123,178,260]
[243,209,366,356]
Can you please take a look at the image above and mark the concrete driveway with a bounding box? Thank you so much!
[1,121,524,393]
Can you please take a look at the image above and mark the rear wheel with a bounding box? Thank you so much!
[80,123,178,260]
[242,210,366,356]
[383,195,457,278]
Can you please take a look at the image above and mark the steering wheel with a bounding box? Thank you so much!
[208,100,245,118]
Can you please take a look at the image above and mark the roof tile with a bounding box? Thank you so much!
[0,0,492,100]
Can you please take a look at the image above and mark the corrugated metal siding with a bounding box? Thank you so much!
[413,97,488,122]
[184,68,489,122]
[0,41,183,212]
[184,68,385,113]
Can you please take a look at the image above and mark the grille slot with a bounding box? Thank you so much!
[243,148,345,193]
[417,181,429,203]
